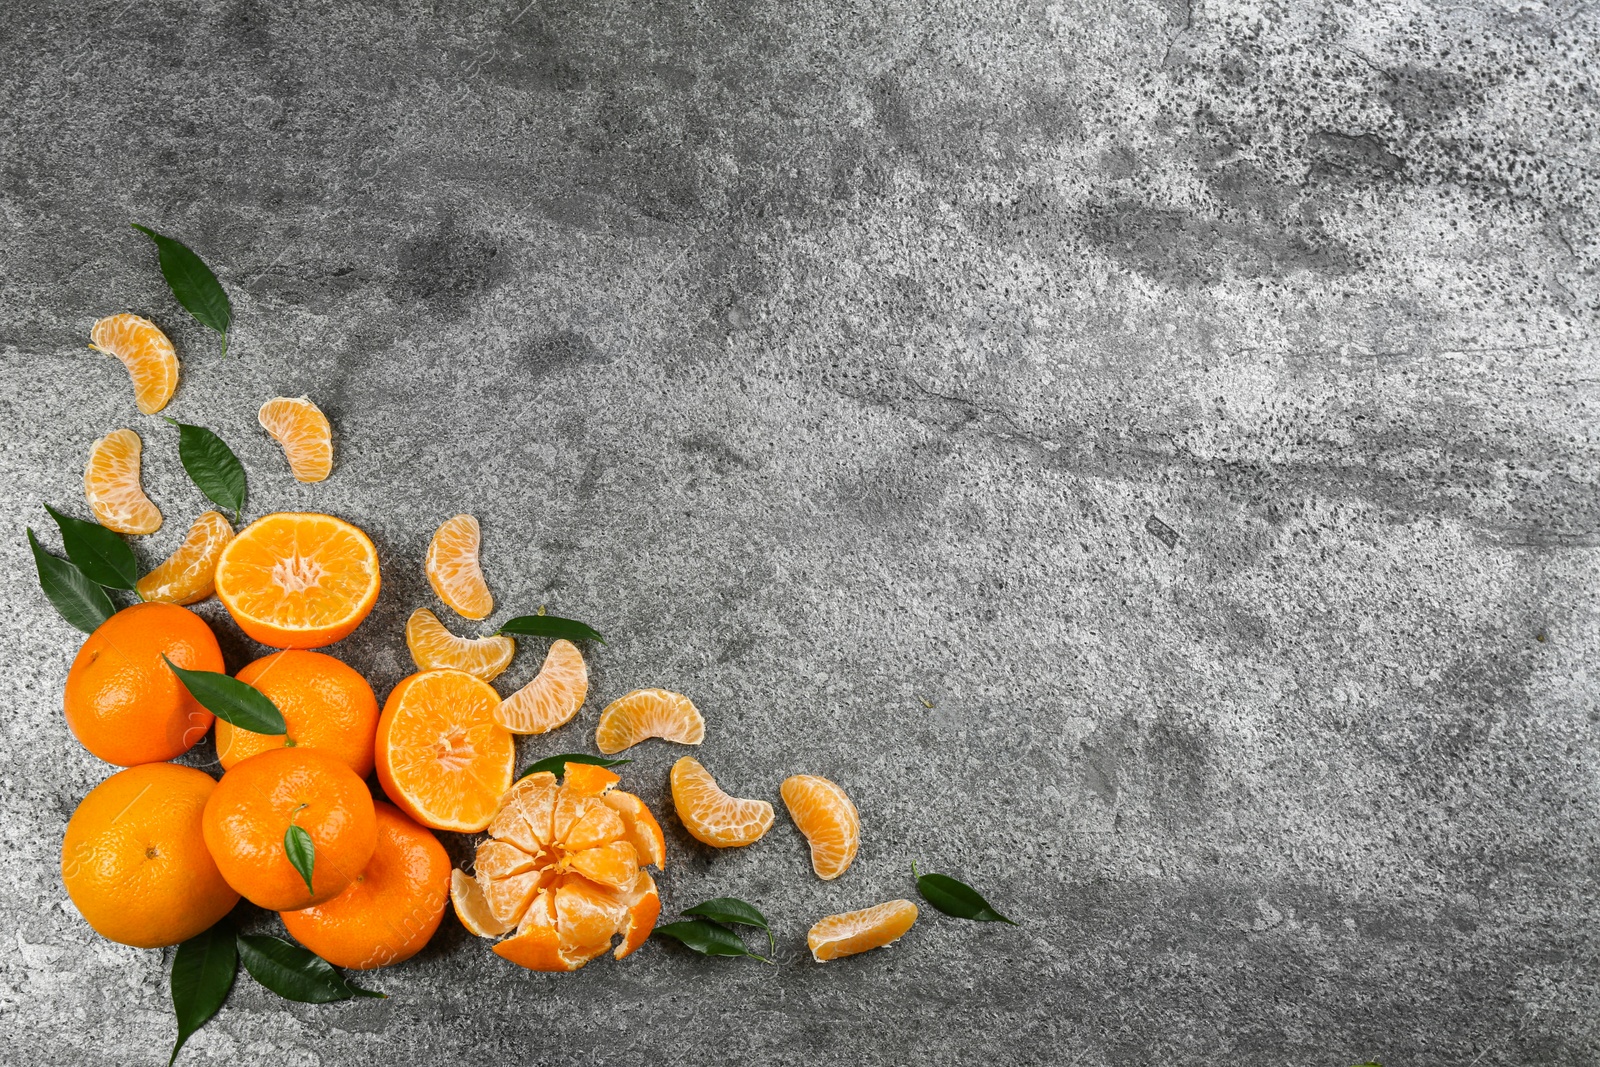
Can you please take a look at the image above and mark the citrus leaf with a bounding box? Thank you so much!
[164,418,246,521]
[168,921,236,1065]
[131,224,231,355]
[45,505,139,590]
[912,863,1018,925]
[284,825,315,896]
[162,657,287,734]
[682,897,775,957]
[652,919,768,962]
[236,934,384,1003]
[497,614,605,643]
[27,528,115,633]
[519,754,631,779]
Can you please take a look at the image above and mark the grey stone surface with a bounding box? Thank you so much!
[2,0,1597,1064]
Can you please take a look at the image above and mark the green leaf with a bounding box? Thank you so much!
[652,919,769,962]
[162,657,287,734]
[682,897,775,957]
[45,505,139,590]
[519,754,632,780]
[164,418,246,521]
[284,824,315,896]
[497,614,605,643]
[912,863,1018,925]
[236,934,384,1003]
[168,921,236,1065]
[131,224,232,356]
[27,528,115,633]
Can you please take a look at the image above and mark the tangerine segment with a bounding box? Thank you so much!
[594,689,705,755]
[84,428,161,534]
[215,512,381,648]
[60,763,238,948]
[375,670,514,833]
[258,396,333,482]
[563,762,620,797]
[405,608,515,681]
[671,757,774,848]
[426,514,493,620]
[495,640,587,734]
[452,868,512,937]
[807,899,918,962]
[279,801,450,970]
[781,774,861,881]
[202,747,378,912]
[602,791,666,868]
[89,313,178,414]
[136,510,234,604]
[218,650,380,776]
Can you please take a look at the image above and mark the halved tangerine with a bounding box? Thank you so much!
[405,607,515,681]
[494,639,587,734]
[258,396,333,482]
[807,899,918,962]
[670,756,774,848]
[84,428,161,535]
[136,510,234,604]
[426,514,493,620]
[594,689,704,755]
[375,669,514,833]
[781,774,860,880]
[454,763,663,972]
[89,313,178,414]
[214,512,380,648]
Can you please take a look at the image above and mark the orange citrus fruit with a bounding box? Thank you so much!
[670,756,774,848]
[452,763,662,971]
[781,774,860,880]
[405,607,515,681]
[216,650,380,776]
[84,428,161,534]
[89,313,178,414]
[136,509,234,604]
[375,670,514,833]
[807,899,918,962]
[425,514,492,620]
[63,602,223,766]
[280,801,450,970]
[495,639,587,734]
[203,747,378,911]
[215,512,381,648]
[61,763,239,948]
[258,396,333,482]
[594,688,704,754]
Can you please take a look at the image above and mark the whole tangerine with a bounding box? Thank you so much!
[217,651,379,777]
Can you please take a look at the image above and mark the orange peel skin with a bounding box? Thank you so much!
[458,763,664,971]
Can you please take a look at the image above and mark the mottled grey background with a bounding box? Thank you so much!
[2,0,1597,1064]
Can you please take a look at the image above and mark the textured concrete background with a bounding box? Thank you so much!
[2,0,1597,1064]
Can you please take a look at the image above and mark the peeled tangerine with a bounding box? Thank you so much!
[808,900,918,962]
[451,761,664,972]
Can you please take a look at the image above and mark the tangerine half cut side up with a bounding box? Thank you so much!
[214,512,380,649]
[375,669,514,833]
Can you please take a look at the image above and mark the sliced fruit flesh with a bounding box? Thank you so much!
[90,313,178,414]
[136,510,234,604]
[452,869,511,937]
[494,639,588,734]
[84,428,162,535]
[781,774,861,881]
[405,607,515,681]
[807,899,918,961]
[426,514,493,620]
[471,766,664,971]
[258,396,333,482]
[593,688,705,755]
[671,756,775,848]
[377,670,514,833]
[214,512,380,645]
